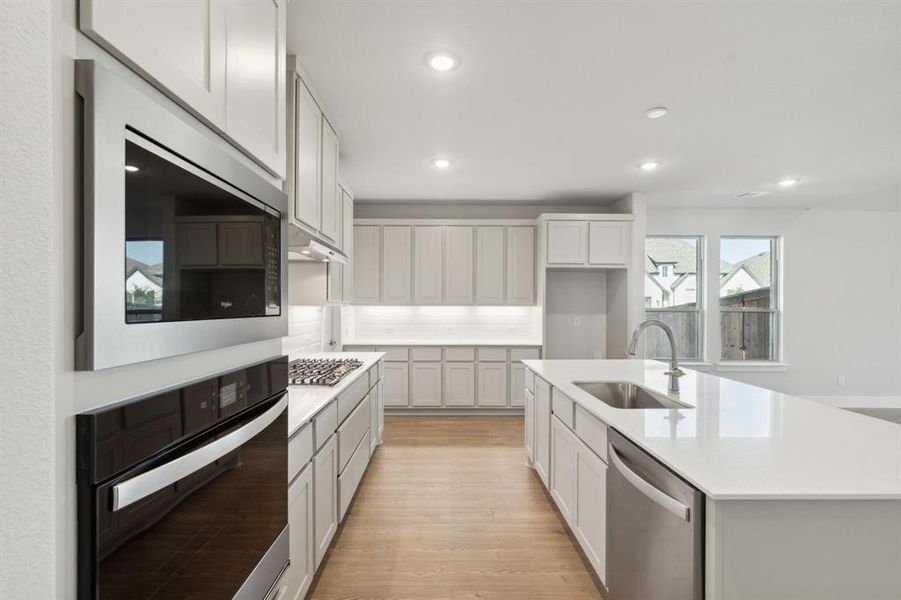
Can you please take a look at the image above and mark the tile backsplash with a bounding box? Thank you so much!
[346,305,540,341]
[282,306,324,358]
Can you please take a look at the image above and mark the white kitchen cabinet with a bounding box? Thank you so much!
[547,220,589,265]
[341,190,354,302]
[411,362,442,407]
[286,462,314,599]
[381,226,412,304]
[477,362,508,407]
[319,118,340,242]
[80,0,227,133]
[413,226,444,304]
[327,262,342,304]
[444,362,475,407]
[550,415,578,527]
[524,388,535,462]
[506,226,535,305]
[353,226,380,304]
[312,433,338,568]
[224,0,286,178]
[294,79,322,230]
[509,363,526,407]
[444,226,474,304]
[81,0,287,177]
[533,376,551,486]
[574,439,607,583]
[588,221,629,266]
[476,226,505,304]
[381,362,409,407]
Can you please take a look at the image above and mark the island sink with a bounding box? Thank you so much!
[573,381,691,409]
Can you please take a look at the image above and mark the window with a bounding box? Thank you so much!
[643,236,702,360]
[719,237,779,361]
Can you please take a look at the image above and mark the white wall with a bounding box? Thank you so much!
[0,2,57,596]
[0,2,286,597]
[647,207,901,400]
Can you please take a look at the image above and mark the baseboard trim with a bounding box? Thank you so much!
[386,408,525,416]
[805,395,901,409]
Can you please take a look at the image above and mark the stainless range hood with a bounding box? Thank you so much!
[287,223,347,264]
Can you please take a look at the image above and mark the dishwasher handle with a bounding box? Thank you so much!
[609,444,691,522]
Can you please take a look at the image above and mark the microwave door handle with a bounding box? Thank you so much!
[111,395,287,512]
[608,444,691,522]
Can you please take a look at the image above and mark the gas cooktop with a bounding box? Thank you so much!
[288,358,363,386]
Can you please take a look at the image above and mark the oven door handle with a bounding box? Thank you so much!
[112,395,287,511]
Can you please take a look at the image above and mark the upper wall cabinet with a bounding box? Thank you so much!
[546,218,631,268]
[352,222,535,306]
[224,0,286,178]
[288,60,343,249]
[506,226,535,305]
[80,0,287,178]
[341,190,354,303]
[319,119,340,242]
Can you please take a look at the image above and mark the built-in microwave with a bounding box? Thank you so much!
[75,60,287,370]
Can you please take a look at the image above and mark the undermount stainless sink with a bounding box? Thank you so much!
[573,381,691,410]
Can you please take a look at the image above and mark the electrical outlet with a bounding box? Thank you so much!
[574,316,582,327]
[837,375,846,386]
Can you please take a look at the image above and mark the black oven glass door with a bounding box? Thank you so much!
[94,396,287,599]
[124,133,281,324]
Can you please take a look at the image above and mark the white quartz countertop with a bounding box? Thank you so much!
[523,359,901,500]
[344,339,542,347]
[287,352,384,437]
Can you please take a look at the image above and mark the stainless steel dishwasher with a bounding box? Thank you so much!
[607,428,704,599]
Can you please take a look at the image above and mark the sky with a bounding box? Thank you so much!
[720,238,771,264]
[126,240,164,265]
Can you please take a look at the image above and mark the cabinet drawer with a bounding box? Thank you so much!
[313,400,337,451]
[338,394,371,473]
[574,404,608,463]
[338,428,371,521]
[552,389,575,429]
[445,348,475,361]
[525,369,535,394]
[338,374,370,424]
[477,348,507,362]
[288,422,313,483]
[380,347,409,361]
[410,347,442,361]
[511,348,540,361]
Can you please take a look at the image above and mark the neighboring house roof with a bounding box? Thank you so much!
[646,238,733,275]
[719,251,771,287]
[126,257,163,288]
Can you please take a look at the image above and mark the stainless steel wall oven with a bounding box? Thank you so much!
[75,60,287,370]
[77,356,289,599]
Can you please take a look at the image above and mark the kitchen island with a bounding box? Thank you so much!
[522,359,901,600]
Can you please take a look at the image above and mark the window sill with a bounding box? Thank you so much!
[678,361,715,371]
[715,362,789,373]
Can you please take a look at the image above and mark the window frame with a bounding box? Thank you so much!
[718,235,781,363]
[645,235,705,362]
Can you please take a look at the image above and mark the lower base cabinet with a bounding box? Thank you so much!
[524,388,535,462]
[574,439,607,582]
[338,428,371,521]
[411,362,442,407]
[550,415,578,526]
[533,376,551,486]
[444,362,476,406]
[477,362,507,407]
[382,362,409,407]
[286,463,314,599]
[313,433,338,568]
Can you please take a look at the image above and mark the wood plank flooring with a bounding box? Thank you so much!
[309,416,604,600]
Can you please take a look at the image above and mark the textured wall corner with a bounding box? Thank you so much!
[0,0,58,596]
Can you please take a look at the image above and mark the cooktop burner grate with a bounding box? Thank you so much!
[288,358,363,386]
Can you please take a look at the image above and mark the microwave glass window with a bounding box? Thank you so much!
[124,139,280,324]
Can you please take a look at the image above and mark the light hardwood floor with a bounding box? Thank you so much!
[309,416,604,600]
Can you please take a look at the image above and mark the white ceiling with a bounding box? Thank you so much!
[287,1,901,209]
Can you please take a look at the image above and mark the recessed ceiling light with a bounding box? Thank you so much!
[777,178,800,187]
[645,107,668,119]
[300,250,311,255]
[638,160,662,171]
[124,165,139,172]
[433,158,451,169]
[426,51,459,72]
